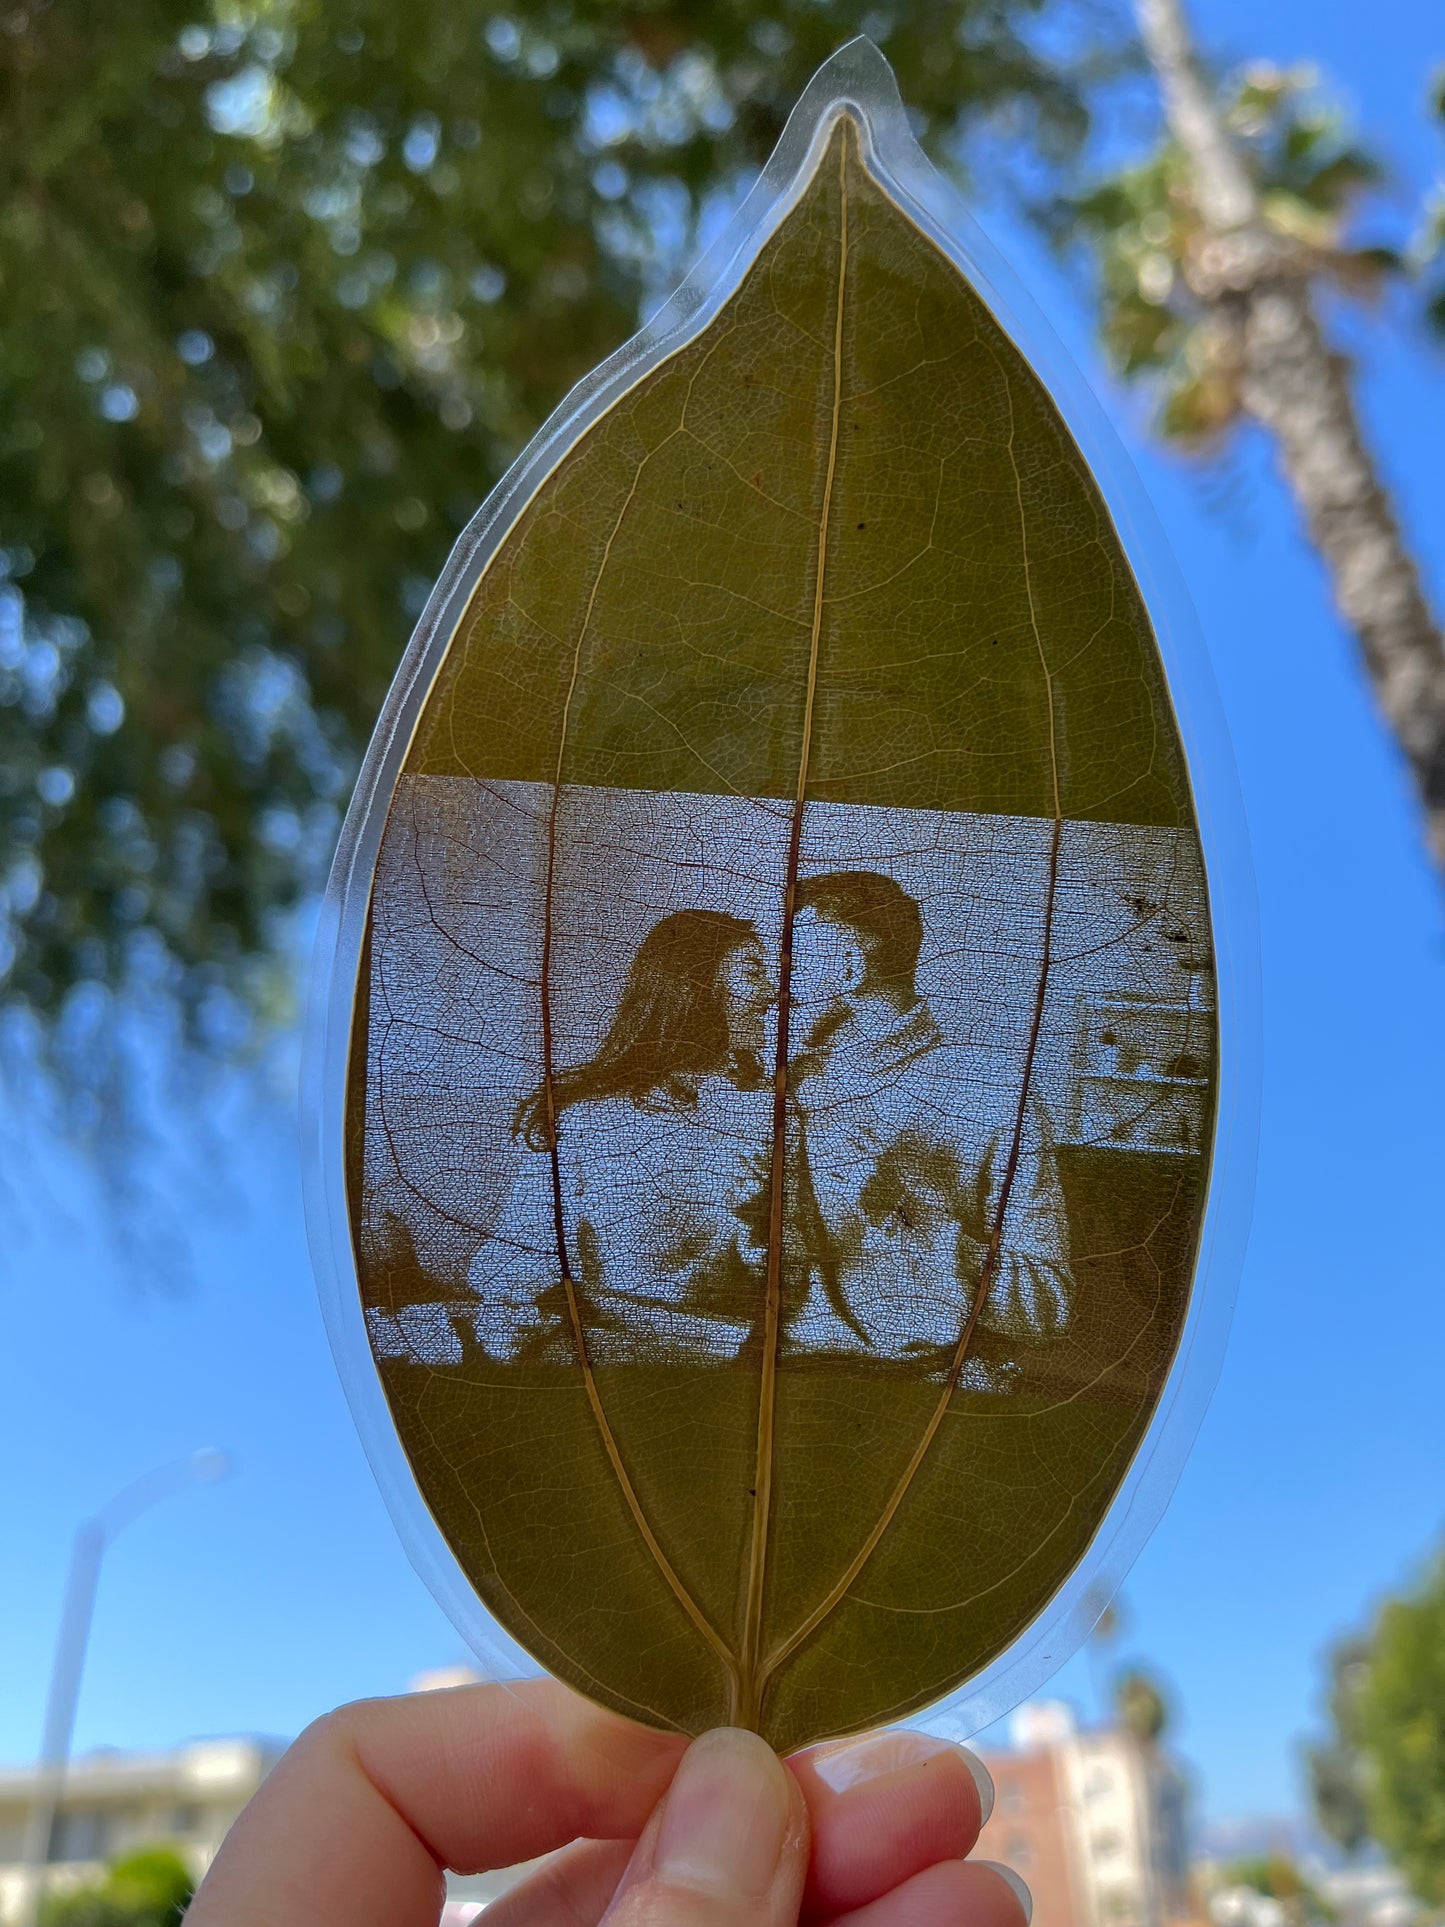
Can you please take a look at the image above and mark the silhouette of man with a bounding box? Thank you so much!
[784,870,1072,1372]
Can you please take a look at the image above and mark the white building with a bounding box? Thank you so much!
[0,1738,282,1927]
[1056,1721,1189,1927]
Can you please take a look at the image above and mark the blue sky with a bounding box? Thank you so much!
[3,0,1443,1832]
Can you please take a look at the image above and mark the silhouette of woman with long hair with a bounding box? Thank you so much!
[473,908,775,1363]
[513,908,770,1149]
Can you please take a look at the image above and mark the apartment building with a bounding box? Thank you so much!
[976,1701,1195,1927]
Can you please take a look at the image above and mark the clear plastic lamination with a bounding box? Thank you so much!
[302,38,1260,1743]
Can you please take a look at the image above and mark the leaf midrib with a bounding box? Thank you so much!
[530,123,1070,1735]
[736,120,854,1730]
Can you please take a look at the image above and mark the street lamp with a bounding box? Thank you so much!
[18,1448,234,1927]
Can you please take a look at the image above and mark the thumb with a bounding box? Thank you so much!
[600,1727,809,1927]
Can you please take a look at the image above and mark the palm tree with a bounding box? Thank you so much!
[1069,0,1445,869]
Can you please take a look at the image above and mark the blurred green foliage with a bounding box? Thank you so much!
[1360,1550,1445,1908]
[1304,1634,1373,1858]
[1418,68,1445,334]
[40,1847,193,1927]
[1114,1663,1170,1744]
[1219,1855,1337,1927]
[1062,63,1397,444]
[0,0,1096,1043]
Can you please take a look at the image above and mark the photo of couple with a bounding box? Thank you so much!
[464,866,1073,1374]
[359,777,1211,1386]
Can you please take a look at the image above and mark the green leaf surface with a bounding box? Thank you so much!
[346,113,1216,1747]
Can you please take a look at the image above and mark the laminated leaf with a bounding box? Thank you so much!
[339,53,1219,1749]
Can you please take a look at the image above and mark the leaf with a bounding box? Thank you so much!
[343,88,1217,1749]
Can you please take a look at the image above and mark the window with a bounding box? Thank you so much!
[49,1808,109,1863]
[1069,994,1212,1155]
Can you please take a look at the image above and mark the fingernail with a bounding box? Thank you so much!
[811,1731,995,1823]
[963,1747,995,1824]
[654,1727,792,1899]
[977,1861,1033,1925]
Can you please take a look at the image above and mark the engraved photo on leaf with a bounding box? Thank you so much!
[335,82,1226,1749]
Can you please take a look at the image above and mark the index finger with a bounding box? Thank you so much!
[187,1679,688,1927]
[790,1729,992,1920]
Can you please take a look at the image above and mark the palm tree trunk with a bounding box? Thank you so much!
[1135,0,1445,868]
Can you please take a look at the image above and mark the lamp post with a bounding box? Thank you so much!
[18,1449,234,1927]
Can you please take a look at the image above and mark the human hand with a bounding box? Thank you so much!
[186,1677,1031,1927]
